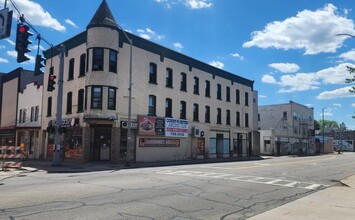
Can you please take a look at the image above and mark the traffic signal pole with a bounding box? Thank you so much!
[53,44,65,166]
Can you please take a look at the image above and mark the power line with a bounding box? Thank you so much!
[8,0,55,49]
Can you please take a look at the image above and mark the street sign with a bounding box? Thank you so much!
[0,8,13,39]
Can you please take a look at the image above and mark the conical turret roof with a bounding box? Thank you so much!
[87,0,118,29]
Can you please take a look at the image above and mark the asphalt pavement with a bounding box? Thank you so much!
[1,156,355,220]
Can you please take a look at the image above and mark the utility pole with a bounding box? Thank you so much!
[126,36,133,166]
[322,107,325,154]
[53,44,65,166]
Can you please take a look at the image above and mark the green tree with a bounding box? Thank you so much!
[346,66,355,119]
[346,66,355,92]
[339,122,347,131]
[317,119,339,130]
[314,120,320,130]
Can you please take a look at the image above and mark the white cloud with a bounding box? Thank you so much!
[65,19,78,28]
[6,50,34,64]
[316,63,353,85]
[184,0,212,10]
[262,63,354,93]
[331,103,342,108]
[269,63,300,73]
[340,49,355,62]
[322,111,333,117]
[155,0,174,9]
[29,44,45,51]
[316,86,355,99]
[7,50,17,58]
[209,60,224,69]
[173,42,183,51]
[259,95,267,98]
[261,74,278,84]
[0,58,9,63]
[352,103,355,108]
[243,4,355,55]
[3,0,65,32]
[155,0,212,9]
[5,39,15,46]
[279,73,320,93]
[230,52,244,61]
[137,28,164,41]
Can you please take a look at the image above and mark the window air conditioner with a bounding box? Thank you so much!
[192,127,200,137]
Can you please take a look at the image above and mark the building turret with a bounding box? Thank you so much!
[85,0,120,93]
[87,0,118,30]
[86,0,119,53]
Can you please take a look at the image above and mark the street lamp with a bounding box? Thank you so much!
[106,18,133,166]
[322,104,333,153]
[123,29,133,167]
[335,33,355,38]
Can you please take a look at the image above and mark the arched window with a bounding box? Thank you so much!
[148,95,156,116]
[165,98,172,117]
[66,92,72,114]
[149,62,157,84]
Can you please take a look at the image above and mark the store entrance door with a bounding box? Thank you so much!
[90,125,112,161]
[216,134,224,158]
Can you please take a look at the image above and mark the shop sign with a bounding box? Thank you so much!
[165,118,188,138]
[50,118,79,128]
[121,121,138,129]
[138,115,165,136]
[139,138,180,147]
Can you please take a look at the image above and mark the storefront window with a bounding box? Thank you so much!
[64,128,83,160]
[47,133,55,159]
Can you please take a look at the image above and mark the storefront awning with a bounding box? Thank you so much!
[83,113,118,121]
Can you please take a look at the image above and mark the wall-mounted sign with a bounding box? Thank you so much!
[121,121,138,129]
[0,8,12,39]
[50,118,80,128]
[165,118,188,138]
[139,138,180,147]
[138,115,165,136]
[138,115,189,138]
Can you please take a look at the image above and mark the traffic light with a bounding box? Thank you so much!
[15,23,32,63]
[34,55,45,76]
[47,73,56,92]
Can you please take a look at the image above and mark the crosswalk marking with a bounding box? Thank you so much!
[304,184,322,190]
[284,182,299,187]
[265,179,284,184]
[156,169,325,190]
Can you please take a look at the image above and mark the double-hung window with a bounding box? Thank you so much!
[108,87,116,110]
[92,48,104,71]
[91,86,102,109]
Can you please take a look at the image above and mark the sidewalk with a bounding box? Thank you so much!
[2,156,264,174]
[247,175,355,220]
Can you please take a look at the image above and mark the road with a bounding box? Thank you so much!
[1,153,355,220]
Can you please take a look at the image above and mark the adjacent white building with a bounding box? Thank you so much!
[258,101,314,156]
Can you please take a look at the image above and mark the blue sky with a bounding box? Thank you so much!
[0,0,355,129]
